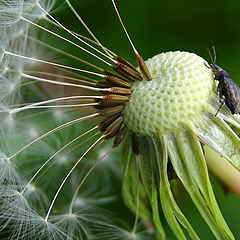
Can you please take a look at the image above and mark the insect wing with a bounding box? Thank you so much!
[224,77,240,114]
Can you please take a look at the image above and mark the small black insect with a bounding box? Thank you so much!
[206,46,240,117]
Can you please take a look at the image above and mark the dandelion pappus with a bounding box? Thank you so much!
[206,46,240,117]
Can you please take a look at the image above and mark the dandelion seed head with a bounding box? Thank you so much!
[123,51,213,135]
[51,212,94,240]
[21,0,56,23]
[0,185,68,239]
[0,158,17,185]
[95,222,145,240]
[0,0,24,27]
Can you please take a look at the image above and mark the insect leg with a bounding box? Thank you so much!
[215,94,225,117]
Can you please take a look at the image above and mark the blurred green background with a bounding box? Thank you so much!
[59,0,240,84]
[53,0,240,239]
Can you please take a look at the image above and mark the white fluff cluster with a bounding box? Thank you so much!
[0,1,135,239]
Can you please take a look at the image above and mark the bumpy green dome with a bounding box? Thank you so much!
[123,51,214,135]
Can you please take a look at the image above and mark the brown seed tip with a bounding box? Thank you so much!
[97,94,129,106]
[112,126,127,148]
[98,105,124,117]
[113,56,143,81]
[98,114,120,132]
[104,116,123,139]
[104,70,132,88]
[101,87,132,95]
[136,53,152,81]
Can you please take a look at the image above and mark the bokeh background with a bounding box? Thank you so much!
[59,0,240,82]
